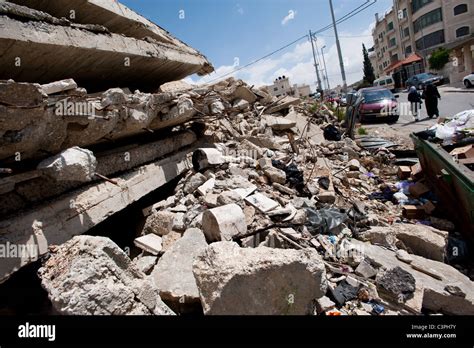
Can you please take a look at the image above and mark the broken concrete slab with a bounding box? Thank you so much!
[245,192,280,213]
[151,228,207,312]
[201,204,247,242]
[38,235,175,315]
[262,115,297,131]
[350,239,474,315]
[40,78,78,95]
[192,242,327,314]
[134,234,163,255]
[0,1,213,91]
[358,224,447,262]
[0,148,192,283]
[197,178,215,196]
[266,96,300,114]
[37,146,97,182]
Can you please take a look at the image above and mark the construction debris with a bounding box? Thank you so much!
[0,0,472,317]
[38,236,175,315]
[192,242,327,315]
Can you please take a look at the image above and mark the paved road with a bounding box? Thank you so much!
[366,87,474,135]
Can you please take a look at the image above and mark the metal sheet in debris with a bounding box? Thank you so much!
[357,136,398,149]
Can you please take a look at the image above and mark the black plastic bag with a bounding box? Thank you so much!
[323,125,342,141]
[305,208,348,235]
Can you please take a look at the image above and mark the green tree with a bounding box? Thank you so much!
[429,47,451,71]
[362,44,376,84]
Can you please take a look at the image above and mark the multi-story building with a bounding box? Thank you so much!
[267,76,312,98]
[371,0,473,86]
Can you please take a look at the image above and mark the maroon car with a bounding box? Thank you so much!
[357,87,399,123]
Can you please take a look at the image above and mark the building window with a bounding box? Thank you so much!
[456,26,470,37]
[416,29,445,50]
[387,22,394,31]
[389,37,396,47]
[391,54,399,63]
[273,87,278,92]
[454,4,468,16]
[403,27,410,38]
[403,8,408,18]
[405,45,412,54]
[414,8,443,33]
[412,0,433,14]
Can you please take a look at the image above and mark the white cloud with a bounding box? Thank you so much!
[188,23,374,91]
[281,10,297,26]
[236,4,244,15]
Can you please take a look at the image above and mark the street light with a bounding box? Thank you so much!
[321,45,330,91]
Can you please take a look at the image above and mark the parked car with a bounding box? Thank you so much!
[405,73,444,89]
[463,73,474,88]
[357,87,399,123]
[373,75,396,92]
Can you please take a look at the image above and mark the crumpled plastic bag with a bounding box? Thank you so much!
[431,109,474,140]
[305,208,348,235]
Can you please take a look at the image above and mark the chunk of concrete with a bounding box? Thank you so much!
[197,178,215,196]
[192,148,224,171]
[202,204,247,242]
[133,256,157,274]
[263,115,297,130]
[134,234,163,255]
[355,259,378,279]
[38,236,174,315]
[183,173,207,194]
[192,242,327,314]
[143,211,175,236]
[151,228,207,312]
[263,166,286,185]
[37,147,97,182]
[316,296,336,314]
[245,192,280,213]
[40,78,78,95]
[217,191,242,206]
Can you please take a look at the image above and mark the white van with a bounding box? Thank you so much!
[373,76,395,91]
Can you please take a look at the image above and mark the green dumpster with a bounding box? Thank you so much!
[411,133,474,240]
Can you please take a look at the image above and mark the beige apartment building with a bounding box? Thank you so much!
[268,76,312,98]
[371,0,474,86]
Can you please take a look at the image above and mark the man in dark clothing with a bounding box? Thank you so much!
[422,83,441,118]
[408,86,422,121]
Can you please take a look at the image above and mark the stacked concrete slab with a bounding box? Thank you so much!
[0,0,214,283]
[0,1,213,91]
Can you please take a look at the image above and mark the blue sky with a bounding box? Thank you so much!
[121,0,392,89]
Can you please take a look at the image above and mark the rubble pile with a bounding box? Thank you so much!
[113,77,472,316]
[0,1,472,316]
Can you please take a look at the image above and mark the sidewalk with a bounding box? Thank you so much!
[440,83,474,94]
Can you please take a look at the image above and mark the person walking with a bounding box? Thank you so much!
[422,83,441,118]
[408,86,422,121]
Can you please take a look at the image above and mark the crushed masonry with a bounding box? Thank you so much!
[0,0,472,317]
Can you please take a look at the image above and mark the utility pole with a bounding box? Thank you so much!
[329,0,347,92]
[321,45,330,90]
[309,30,323,92]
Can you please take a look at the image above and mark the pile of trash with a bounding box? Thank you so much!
[38,77,474,316]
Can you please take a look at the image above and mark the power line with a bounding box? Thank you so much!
[205,0,377,84]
